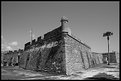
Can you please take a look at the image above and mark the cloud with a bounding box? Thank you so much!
[6,46,13,50]
[1,36,18,51]
[1,35,4,43]
[1,39,17,51]
[1,35,3,39]
[9,41,18,46]
[32,34,35,39]
[2,44,13,51]
[1,44,3,49]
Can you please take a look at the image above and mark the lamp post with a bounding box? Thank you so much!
[103,31,113,65]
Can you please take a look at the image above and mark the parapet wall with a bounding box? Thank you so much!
[44,26,62,40]
[24,26,63,51]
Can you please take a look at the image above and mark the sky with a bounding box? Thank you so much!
[1,1,119,53]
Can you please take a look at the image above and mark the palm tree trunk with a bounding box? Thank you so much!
[107,36,110,65]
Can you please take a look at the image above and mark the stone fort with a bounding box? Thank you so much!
[19,16,103,75]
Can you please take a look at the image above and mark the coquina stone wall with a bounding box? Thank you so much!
[63,33,104,75]
[19,30,104,75]
[3,52,19,66]
[115,52,119,63]
[64,33,93,75]
[102,52,119,64]
[19,27,66,74]
[19,17,105,75]
[90,52,103,67]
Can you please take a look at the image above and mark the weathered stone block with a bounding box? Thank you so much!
[64,34,91,75]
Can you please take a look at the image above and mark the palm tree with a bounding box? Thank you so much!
[103,31,113,65]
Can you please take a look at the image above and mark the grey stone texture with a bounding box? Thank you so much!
[64,34,92,75]
[19,27,104,75]
[102,52,119,64]
[2,51,20,66]
[19,31,66,74]
[115,52,119,63]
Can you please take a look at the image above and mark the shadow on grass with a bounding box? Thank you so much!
[84,73,119,80]
[107,70,119,72]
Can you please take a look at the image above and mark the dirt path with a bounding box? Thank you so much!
[1,63,119,80]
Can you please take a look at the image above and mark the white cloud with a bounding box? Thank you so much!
[1,37,16,51]
[2,44,5,49]
[32,34,35,39]
[1,36,18,51]
[1,35,3,39]
[6,46,13,50]
[10,41,18,46]
[2,44,13,51]
[1,36,4,43]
